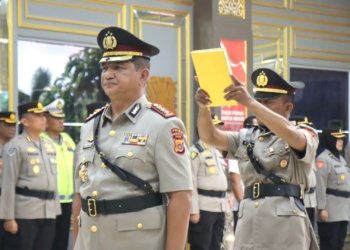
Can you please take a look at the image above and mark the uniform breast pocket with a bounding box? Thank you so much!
[116,207,163,232]
[234,147,249,162]
[47,153,57,175]
[26,154,44,177]
[114,148,147,174]
[334,166,348,185]
[264,143,290,170]
[80,147,95,167]
[276,198,305,218]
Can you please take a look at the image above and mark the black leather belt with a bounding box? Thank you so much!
[81,192,163,216]
[306,187,315,194]
[15,187,55,200]
[326,188,350,198]
[198,189,226,198]
[244,183,302,200]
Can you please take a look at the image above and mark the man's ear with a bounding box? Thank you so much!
[21,117,28,127]
[285,102,294,115]
[139,68,149,85]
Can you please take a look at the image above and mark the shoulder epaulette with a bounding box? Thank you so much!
[85,105,106,123]
[193,141,204,153]
[149,103,175,118]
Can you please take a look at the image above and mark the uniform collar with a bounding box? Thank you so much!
[101,95,148,125]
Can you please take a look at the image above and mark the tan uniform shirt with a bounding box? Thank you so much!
[227,125,319,250]
[345,143,350,166]
[0,131,61,219]
[74,95,192,250]
[0,144,4,188]
[315,149,350,222]
[189,140,229,214]
[304,164,317,208]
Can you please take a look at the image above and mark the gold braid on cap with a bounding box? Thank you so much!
[253,88,288,94]
[103,51,143,57]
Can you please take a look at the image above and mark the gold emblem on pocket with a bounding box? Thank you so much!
[280,159,288,168]
[79,164,88,183]
[33,165,40,174]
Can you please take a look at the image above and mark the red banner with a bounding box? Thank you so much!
[220,39,247,131]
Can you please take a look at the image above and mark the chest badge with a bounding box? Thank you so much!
[280,159,288,168]
[79,164,89,183]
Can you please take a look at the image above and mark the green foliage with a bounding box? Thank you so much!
[36,47,109,142]
[31,67,51,102]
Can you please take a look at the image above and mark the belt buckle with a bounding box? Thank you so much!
[87,198,97,217]
[253,182,260,199]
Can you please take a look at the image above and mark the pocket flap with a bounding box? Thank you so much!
[117,208,162,231]
[276,198,305,217]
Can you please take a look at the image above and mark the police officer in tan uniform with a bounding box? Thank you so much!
[73,26,192,250]
[195,68,319,250]
[188,114,229,250]
[0,102,61,250]
[42,98,76,250]
[290,115,317,228]
[0,111,17,248]
[315,128,350,250]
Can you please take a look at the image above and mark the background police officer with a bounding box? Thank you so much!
[188,114,229,250]
[42,98,76,250]
[316,127,350,250]
[0,102,61,250]
[290,115,317,228]
[73,26,192,250]
[0,111,17,248]
[195,68,319,249]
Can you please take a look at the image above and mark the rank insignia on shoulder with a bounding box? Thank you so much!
[85,105,107,123]
[171,128,185,154]
[190,151,198,159]
[316,160,324,168]
[149,103,175,118]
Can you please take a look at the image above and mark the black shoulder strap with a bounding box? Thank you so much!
[92,114,155,194]
[243,127,285,184]
[193,141,204,153]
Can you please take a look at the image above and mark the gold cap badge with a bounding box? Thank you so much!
[256,71,268,87]
[103,31,117,50]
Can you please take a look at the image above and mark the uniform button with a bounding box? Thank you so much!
[92,191,98,197]
[109,130,116,137]
[258,137,263,141]
[127,152,134,157]
[136,223,143,230]
[254,202,259,208]
[101,163,106,168]
[90,225,97,233]
[292,210,297,214]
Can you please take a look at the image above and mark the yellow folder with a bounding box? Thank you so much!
[191,48,237,107]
